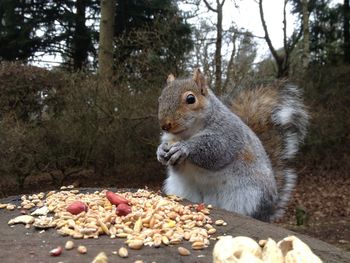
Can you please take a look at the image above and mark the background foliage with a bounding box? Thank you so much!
[0,0,349,200]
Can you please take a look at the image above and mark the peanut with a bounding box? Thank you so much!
[66,201,88,215]
[118,247,128,258]
[116,203,132,216]
[178,246,191,256]
[65,240,74,250]
[77,245,87,254]
[128,239,143,250]
[49,246,62,257]
[106,191,129,206]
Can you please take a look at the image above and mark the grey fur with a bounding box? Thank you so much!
[269,84,309,219]
[157,77,308,222]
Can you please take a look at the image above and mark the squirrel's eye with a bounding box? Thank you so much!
[186,94,196,104]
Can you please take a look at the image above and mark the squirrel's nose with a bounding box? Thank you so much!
[161,121,172,131]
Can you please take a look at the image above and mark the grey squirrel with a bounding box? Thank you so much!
[156,68,308,222]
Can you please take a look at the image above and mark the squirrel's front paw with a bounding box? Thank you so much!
[165,142,189,166]
[156,143,170,165]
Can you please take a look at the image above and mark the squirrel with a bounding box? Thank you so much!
[156,68,308,222]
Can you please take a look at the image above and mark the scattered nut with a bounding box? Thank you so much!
[92,252,108,263]
[31,206,49,216]
[66,201,88,215]
[178,246,191,256]
[65,240,74,250]
[116,203,132,216]
[207,228,217,235]
[118,247,128,258]
[8,215,35,225]
[4,188,217,254]
[77,245,87,254]
[128,240,143,250]
[49,246,62,257]
[192,241,205,250]
[6,204,16,210]
[214,219,225,226]
[106,191,129,205]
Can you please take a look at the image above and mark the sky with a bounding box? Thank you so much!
[34,0,343,67]
[181,0,343,61]
[179,0,299,61]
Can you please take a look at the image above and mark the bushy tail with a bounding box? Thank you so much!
[229,80,309,220]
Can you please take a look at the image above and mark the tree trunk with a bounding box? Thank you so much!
[215,4,223,95]
[73,0,88,70]
[344,0,350,63]
[203,0,226,95]
[301,0,310,69]
[258,0,301,78]
[98,0,116,84]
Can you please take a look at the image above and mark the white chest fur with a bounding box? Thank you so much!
[160,132,262,216]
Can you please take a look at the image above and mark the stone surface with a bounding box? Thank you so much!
[0,188,349,263]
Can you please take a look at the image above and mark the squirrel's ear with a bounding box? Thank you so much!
[167,74,176,84]
[193,68,208,96]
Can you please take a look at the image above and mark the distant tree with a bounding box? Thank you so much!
[190,21,256,93]
[301,0,310,69]
[344,0,350,63]
[291,0,344,64]
[259,0,302,78]
[0,0,192,75]
[223,30,257,92]
[0,0,46,61]
[98,0,116,84]
[113,0,193,86]
[202,0,227,95]
[0,0,98,69]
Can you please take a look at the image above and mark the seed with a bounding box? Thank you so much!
[116,233,128,238]
[162,236,170,245]
[65,240,74,250]
[154,237,162,248]
[170,238,182,245]
[208,228,217,235]
[178,246,191,256]
[92,252,108,263]
[49,246,62,256]
[168,211,177,220]
[133,217,143,233]
[6,204,16,211]
[73,232,84,239]
[184,231,191,240]
[259,239,267,247]
[128,239,143,250]
[192,241,205,250]
[118,247,128,258]
[98,218,110,236]
[77,245,87,254]
[215,219,224,226]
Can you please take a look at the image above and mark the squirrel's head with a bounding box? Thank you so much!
[158,68,210,138]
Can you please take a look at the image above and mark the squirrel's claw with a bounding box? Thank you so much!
[166,143,189,166]
[156,143,169,165]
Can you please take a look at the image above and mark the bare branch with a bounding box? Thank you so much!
[223,33,237,92]
[283,0,288,53]
[203,0,218,12]
[258,0,282,65]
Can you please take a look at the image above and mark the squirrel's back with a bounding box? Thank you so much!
[229,80,309,219]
